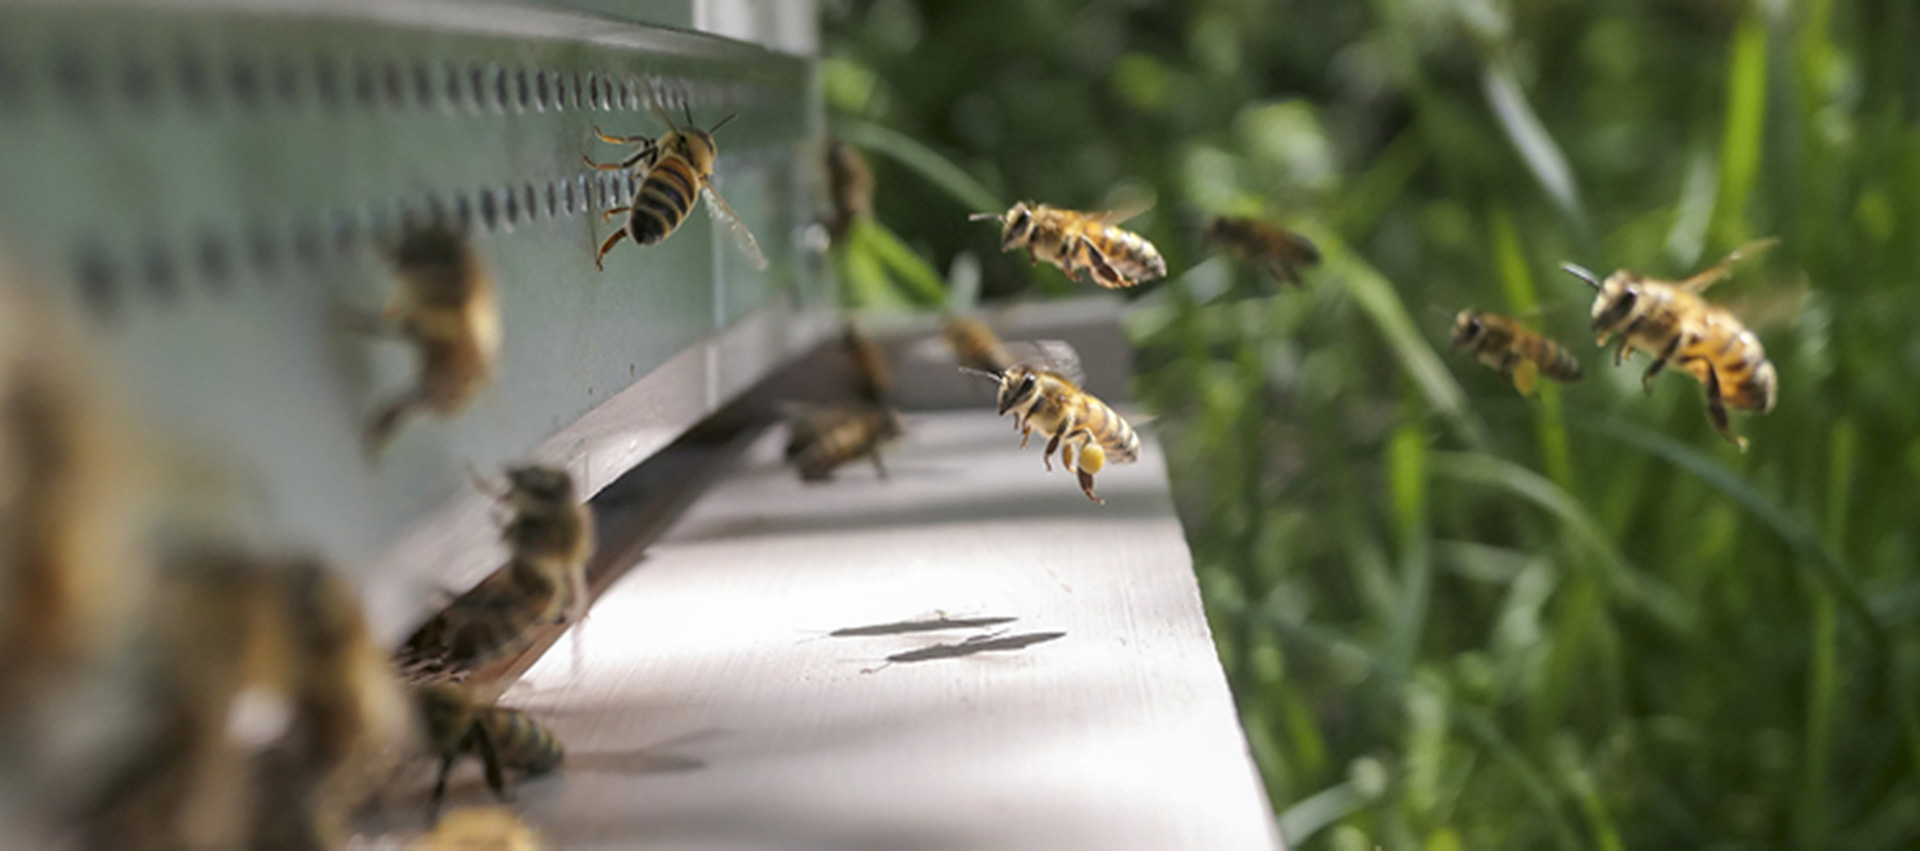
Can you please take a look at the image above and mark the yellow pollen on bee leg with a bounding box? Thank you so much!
[1078,442,1106,474]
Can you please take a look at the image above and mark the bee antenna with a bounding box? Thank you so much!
[1560,262,1603,290]
[708,113,737,134]
[967,212,1004,223]
[957,366,1003,383]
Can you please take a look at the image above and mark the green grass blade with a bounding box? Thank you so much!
[853,218,950,305]
[1294,222,1487,448]
[1430,451,1694,634]
[1482,60,1587,232]
[1489,207,1574,489]
[833,117,1005,214]
[1712,13,1769,245]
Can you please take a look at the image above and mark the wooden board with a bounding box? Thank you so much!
[471,409,1281,849]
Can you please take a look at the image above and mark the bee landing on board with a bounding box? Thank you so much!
[360,225,502,458]
[942,316,1016,376]
[962,343,1140,504]
[1203,215,1321,287]
[414,683,564,816]
[584,98,767,271]
[970,201,1166,289]
[783,402,904,482]
[395,466,593,681]
[1562,238,1781,451]
[1448,309,1583,396]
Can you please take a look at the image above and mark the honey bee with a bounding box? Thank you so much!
[414,683,564,814]
[843,323,891,406]
[1563,238,1780,450]
[1204,215,1321,287]
[361,224,502,457]
[395,466,593,680]
[1448,309,1583,396]
[823,138,873,244]
[783,402,903,482]
[942,316,1015,375]
[586,99,766,271]
[83,550,408,850]
[970,201,1166,289]
[961,344,1140,503]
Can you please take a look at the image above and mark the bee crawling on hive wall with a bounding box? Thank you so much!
[1448,308,1584,396]
[395,466,593,681]
[585,96,766,271]
[356,224,502,458]
[1563,238,1780,450]
[963,342,1140,504]
[970,200,1166,290]
[413,682,564,816]
[782,402,904,482]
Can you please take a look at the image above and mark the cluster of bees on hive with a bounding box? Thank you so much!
[0,69,1793,846]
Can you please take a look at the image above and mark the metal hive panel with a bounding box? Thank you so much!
[0,1,823,635]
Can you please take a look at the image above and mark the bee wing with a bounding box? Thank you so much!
[702,183,769,271]
[1005,339,1087,387]
[1093,185,1157,225]
[1678,236,1780,293]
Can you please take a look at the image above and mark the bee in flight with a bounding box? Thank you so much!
[823,138,873,245]
[358,224,501,457]
[413,682,564,815]
[1449,309,1583,396]
[942,316,1015,376]
[783,402,903,482]
[1563,238,1781,450]
[1203,215,1321,287]
[962,342,1140,503]
[585,97,766,271]
[395,466,593,680]
[970,201,1166,289]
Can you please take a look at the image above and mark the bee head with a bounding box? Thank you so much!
[504,465,576,510]
[996,365,1040,416]
[1589,273,1643,336]
[1449,309,1484,349]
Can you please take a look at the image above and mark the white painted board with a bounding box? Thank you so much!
[484,410,1281,849]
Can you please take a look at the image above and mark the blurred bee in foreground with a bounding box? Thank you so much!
[1203,215,1321,288]
[411,806,542,851]
[970,201,1166,289]
[1563,238,1780,450]
[963,343,1140,503]
[942,316,1015,376]
[396,466,593,680]
[823,138,873,245]
[783,403,904,482]
[359,225,502,457]
[842,323,891,406]
[585,98,766,271]
[414,683,564,815]
[1449,309,1583,396]
[84,551,408,849]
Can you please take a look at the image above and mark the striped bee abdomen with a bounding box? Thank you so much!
[630,157,699,246]
[478,707,564,775]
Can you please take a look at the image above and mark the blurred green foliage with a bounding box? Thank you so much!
[822,0,1920,847]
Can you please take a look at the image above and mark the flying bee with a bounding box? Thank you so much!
[823,138,873,244]
[360,224,502,457]
[1449,309,1583,396]
[942,316,1015,375]
[1203,215,1321,288]
[414,683,564,815]
[970,201,1166,289]
[1563,238,1780,450]
[395,466,593,680]
[962,343,1140,503]
[843,323,891,406]
[585,98,767,271]
[783,402,903,482]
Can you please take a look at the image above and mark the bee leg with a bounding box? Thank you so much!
[601,206,631,224]
[365,385,429,459]
[1042,426,1068,472]
[1642,336,1682,394]
[429,752,458,820]
[594,229,629,271]
[473,720,512,802]
[869,450,889,479]
[582,154,631,172]
[1077,469,1104,504]
[1703,366,1748,451]
[592,125,653,145]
